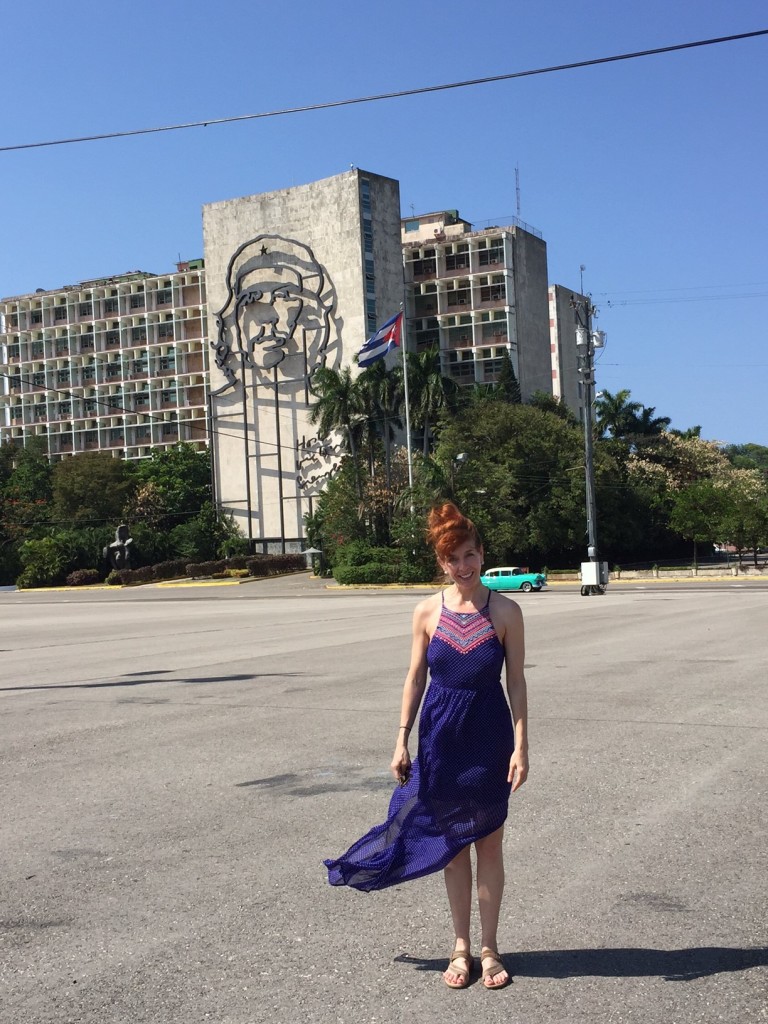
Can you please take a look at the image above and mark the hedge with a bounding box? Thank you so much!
[106,553,307,585]
[65,568,102,587]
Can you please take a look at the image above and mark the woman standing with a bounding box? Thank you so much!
[324,503,529,989]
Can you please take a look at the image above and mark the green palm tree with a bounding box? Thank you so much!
[309,366,365,496]
[627,405,672,438]
[594,389,642,440]
[401,348,459,457]
[357,360,403,490]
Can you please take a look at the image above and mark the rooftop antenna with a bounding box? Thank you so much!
[409,203,415,217]
[580,264,586,294]
[515,165,521,220]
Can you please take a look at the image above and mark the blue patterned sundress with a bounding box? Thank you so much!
[324,590,514,892]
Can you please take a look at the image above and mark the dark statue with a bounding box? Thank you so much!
[103,524,135,571]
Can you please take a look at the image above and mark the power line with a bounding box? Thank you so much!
[1,30,766,154]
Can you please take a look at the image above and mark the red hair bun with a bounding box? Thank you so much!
[426,503,482,561]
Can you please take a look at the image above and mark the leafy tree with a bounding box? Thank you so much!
[723,443,768,477]
[494,350,521,404]
[717,472,768,566]
[130,444,211,527]
[527,390,578,424]
[2,436,53,539]
[435,397,585,565]
[668,480,730,567]
[52,452,133,526]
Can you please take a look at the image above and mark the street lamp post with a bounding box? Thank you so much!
[573,296,608,596]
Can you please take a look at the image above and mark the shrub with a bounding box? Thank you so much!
[106,570,124,586]
[65,568,101,586]
[398,563,430,584]
[16,537,69,589]
[334,562,400,585]
[150,559,189,581]
[247,554,305,576]
[334,541,400,568]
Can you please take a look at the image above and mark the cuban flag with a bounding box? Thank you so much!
[356,312,403,368]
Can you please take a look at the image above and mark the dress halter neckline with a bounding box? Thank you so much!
[441,586,491,616]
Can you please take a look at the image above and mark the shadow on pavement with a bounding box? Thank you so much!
[395,945,768,982]
[0,672,302,693]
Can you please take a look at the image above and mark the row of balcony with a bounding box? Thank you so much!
[6,391,206,424]
[2,286,205,329]
[407,246,508,282]
[2,322,204,358]
[413,285,509,318]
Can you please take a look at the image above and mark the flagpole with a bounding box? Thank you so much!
[400,300,414,493]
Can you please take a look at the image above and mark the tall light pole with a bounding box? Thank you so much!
[572,295,607,595]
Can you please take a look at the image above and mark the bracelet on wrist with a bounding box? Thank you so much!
[399,725,411,733]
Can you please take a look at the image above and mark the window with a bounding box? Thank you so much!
[479,246,504,266]
[480,284,505,303]
[79,302,93,317]
[404,220,420,233]
[412,257,436,276]
[82,366,96,381]
[445,252,470,271]
[131,327,147,343]
[106,329,120,346]
[158,322,174,339]
[104,298,119,314]
[54,304,67,320]
[159,356,175,371]
[156,287,173,305]
[129,292,145,309]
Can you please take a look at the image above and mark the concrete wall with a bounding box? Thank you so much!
[511,229,553,401]
[203,169,401,551]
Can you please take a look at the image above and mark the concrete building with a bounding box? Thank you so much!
[0,173,579,553]
[203,169,402,551]
[549,283,587,420]
[401,210,552,400]
[0,263,208,459]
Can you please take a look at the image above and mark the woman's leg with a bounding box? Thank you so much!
[443,845,473,985]
[475,827,509,987]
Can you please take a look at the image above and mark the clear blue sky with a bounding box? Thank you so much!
[2,0,766,445]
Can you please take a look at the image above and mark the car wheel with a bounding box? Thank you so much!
[520,581,533,593]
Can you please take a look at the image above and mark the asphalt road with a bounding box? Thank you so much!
[1,576,766,1024]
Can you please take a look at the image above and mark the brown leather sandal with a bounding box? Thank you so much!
[444,948,473,989]
[480,947,509,989]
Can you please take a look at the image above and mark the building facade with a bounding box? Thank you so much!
[0,174,583,551]
[401,210,553,400]
[548,283,586,420]
[0,263,208,459]
[203,169,403,551]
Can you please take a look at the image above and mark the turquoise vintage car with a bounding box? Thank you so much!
[481,566,546,593]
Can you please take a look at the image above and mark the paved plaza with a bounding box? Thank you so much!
[0,577,766,1024]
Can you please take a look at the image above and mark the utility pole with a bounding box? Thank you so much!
[572,294,607,595]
